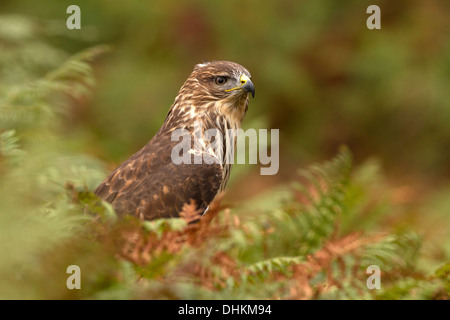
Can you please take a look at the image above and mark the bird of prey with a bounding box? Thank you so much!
[95,61,255,220]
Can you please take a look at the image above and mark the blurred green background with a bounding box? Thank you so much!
[0,0,449,299]
[2,0,449,182]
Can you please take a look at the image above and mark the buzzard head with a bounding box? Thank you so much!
[192,61,255,100]
[169,61,255,129]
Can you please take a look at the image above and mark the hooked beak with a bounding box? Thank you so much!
[240,74,255,98]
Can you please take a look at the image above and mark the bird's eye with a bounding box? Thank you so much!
[215,76,227,85]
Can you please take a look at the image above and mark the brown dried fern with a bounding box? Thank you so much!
[114,192,234,269]
[287,233,386,299]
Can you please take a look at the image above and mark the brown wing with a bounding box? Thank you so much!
[94,131,223,220]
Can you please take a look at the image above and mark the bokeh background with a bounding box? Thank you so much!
[0,0,449,299]
[3,0,450,184]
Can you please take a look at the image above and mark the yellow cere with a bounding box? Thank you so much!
[225,74,250,92]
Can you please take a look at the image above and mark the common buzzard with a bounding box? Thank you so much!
[95,61,255,220]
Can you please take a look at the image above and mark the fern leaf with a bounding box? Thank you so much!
[0,130,25,160]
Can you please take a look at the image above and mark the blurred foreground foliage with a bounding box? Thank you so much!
[0,4,449,300]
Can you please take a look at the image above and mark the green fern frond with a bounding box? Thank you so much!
[243,256,303,283]
[143,218,188,239]
[44,44,110,99]
[362,232,422,271]
[0,45,110,128]
[291,147,353,252]
[0,130,25,160]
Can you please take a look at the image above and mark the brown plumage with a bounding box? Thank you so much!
[95,61,255,220]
